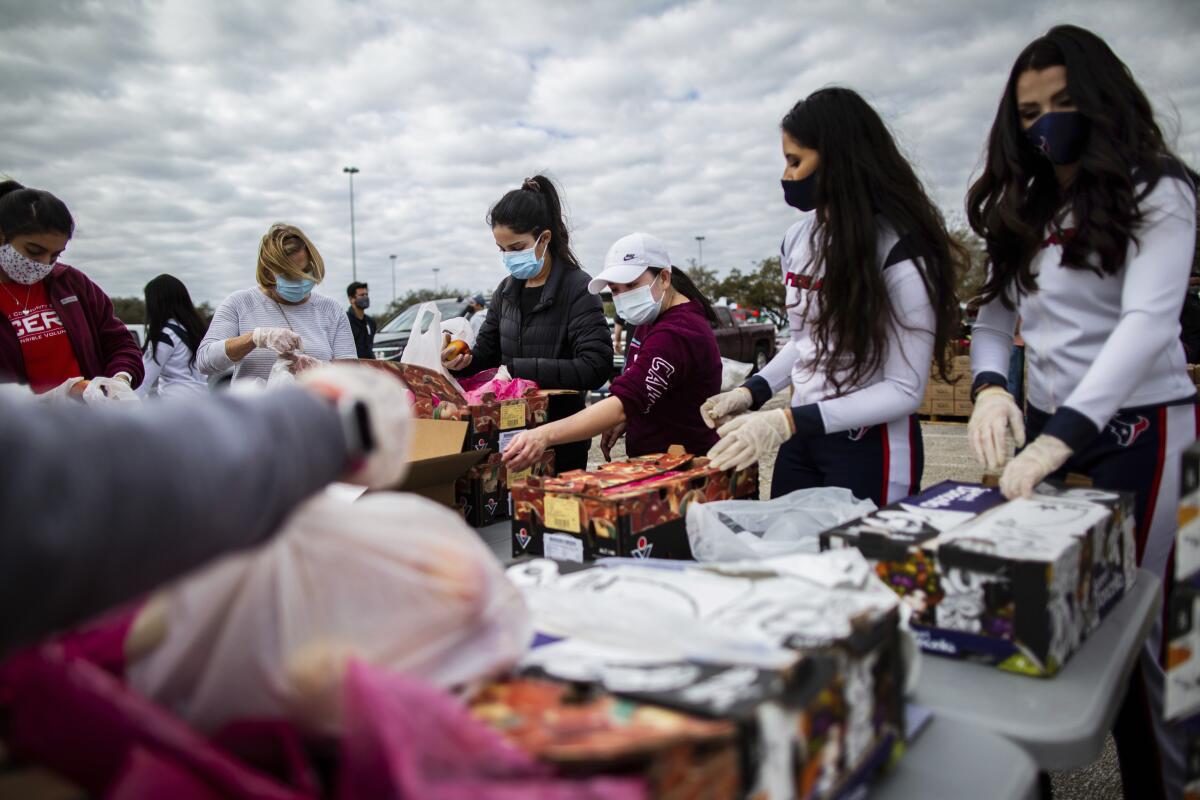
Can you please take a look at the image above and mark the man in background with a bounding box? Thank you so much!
[346,282,376,359]
[467,294,488,337]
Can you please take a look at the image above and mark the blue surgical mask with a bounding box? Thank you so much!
[612,272,664,326]
[500,234,546,280]
[1026,111,1087,165]
[276,275,316,302]
[782,172,818,212]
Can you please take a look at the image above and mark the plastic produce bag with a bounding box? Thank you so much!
[686,487,876,561]
[458,366,539,405]
[127,492,532,736]
[441,316,477,349]
[401,301,461,386]
[719,357,753,392]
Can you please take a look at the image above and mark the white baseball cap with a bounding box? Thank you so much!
[587,232,673,294]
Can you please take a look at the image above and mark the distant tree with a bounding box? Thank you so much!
[713,257,786,327]
[196,301,215,327]
[950,228,988,303]
[682,263,721,299]
[110,297,146,324]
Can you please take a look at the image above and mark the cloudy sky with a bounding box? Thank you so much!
[3,0,1199,308]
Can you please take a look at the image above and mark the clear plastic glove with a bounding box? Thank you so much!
[253,327,303,354]
[282,352,322,375]
[967,386,1026,470]
[298,363,414,489]
[82,375,141,406]
[700,387,753,429]
[441,345,472,372]
[600,422,626,462]
[999,434,1072,499]
[502,427,551,472]
[41,376,88,404]
[707,408,794,470]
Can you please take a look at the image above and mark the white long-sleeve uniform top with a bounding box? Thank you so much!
[971,160,1197,451]
[197,288,357,382]
[136,319,209,398]
[744,215,937,436]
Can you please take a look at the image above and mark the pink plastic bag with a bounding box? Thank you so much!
[458,368,539,405]
[337,661,646,800]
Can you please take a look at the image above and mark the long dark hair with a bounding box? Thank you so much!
[648,266,719,325]
[487,174,584,272]
[0,180,74,241]
[143,274,207,367]
[781,88,963,390]
[968,25,1181,307]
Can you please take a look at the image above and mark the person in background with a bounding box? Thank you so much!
[346,281,376,359]
[137,274,209,398]
[504,233,721,470]
[197,224,356,382]
[612,310,626,358]
[0,181,143,400]
[443,175,613,472]
[467,293,488,337]
[701,88,962,505]
[0,362,413,656]
[964,26,1196,798]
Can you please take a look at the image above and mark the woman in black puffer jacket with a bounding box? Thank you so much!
[443,175,613,472]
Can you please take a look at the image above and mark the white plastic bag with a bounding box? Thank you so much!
[127,491,532,735]
[719,357,753,392]
[686,487,876,561]
[400,301,459,384]
[440,316,476,349]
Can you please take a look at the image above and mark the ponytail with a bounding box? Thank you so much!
[488,174,583,271]
[650,266,718,325]
[0,180,75,241]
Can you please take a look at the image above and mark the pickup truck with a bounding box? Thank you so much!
[710,305,777,372]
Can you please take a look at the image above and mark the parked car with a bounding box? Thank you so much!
[710,305,777,372]
[125,323,147,349]
[372,297,475,361]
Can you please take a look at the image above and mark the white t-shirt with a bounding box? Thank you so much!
[137,319,209,398]
[197,288,357,381]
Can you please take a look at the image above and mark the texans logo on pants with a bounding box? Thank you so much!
[1107,414,1150,448]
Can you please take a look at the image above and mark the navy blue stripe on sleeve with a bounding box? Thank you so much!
[971,371,1009,401]
[1041,406,1100,452]
[743,375,774,410]
[789,403,826,438]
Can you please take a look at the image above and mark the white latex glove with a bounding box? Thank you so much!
[700,387,753,429]
[253,327,303,354]
[967,386,1026,470]
[298,363,413,489]
[82,375,141,406]
[41,376,88,404]
[999,435,1072,500]
[707,408,794,470]
[282,352,322,375]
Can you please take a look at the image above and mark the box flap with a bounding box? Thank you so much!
[409,419,469,460]
[394,449,488,492]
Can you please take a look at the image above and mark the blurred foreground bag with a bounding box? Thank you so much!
[127,491,532,735]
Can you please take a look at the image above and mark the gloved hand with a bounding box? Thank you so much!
[600,422,627,462]
[999,434,1072,499]
[41,376,88,404]
[707,408,794,470]
[298,363,413,489]
[502,427,552,472]
[282,352,322,375]
[967,386,1026,470]
[700,387,753,429]
[82,375,140,406]
[253,327,303,354]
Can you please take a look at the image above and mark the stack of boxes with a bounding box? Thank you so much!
[1166,443,1200,798]
[1187,365,1200,394]
[917,355,973,418]
[821,480,1138,676]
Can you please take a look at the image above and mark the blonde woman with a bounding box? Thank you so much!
[198,223,356,382]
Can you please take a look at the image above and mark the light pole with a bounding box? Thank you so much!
[389,254,397,307]
[343,166,360,281]
[433,266,440,294]
[695,235,705,267]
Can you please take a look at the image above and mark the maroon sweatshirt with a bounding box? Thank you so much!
[0,263,144,388]
[610,300,721,457]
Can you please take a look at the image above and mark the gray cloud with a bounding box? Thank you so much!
[1,0,1197,308]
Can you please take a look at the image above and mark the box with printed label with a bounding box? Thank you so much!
[510,451,759,561]
[455,450,555,528]
[1177,443,1200,585]
[511,559,906,799]
[1167,583,1200,720]
[931,399,955,416]
[929,383,954,401]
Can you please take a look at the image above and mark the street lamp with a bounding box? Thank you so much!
[389,254,398,306]
[695,235,705,267]
[343,166,360,281]
[433,266,440,294]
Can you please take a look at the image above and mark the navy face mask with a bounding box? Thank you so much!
[782,172,818,212]
[1026,111,1087,165]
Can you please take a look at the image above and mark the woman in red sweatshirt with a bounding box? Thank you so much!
[0,181,142,399]
[504,232,722,470]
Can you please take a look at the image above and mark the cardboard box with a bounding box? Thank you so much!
[953,399,973,417]
[951,355,971,376]
[931,399,955,416]
[1167,583,1200,720]
[953,381,974,401]
[511,451,759,561]
[929,383,954,401]
[514,560,905,799]
[389,419,487,509]
[1178,443,1200,584]
[455,450,555,527]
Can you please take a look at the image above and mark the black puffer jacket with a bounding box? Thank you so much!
[466,259,613,470]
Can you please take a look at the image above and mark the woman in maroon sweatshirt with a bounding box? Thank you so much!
[0,182,142,397]
[504,232,721,470]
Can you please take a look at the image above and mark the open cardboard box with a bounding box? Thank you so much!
[385,418,487,509]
